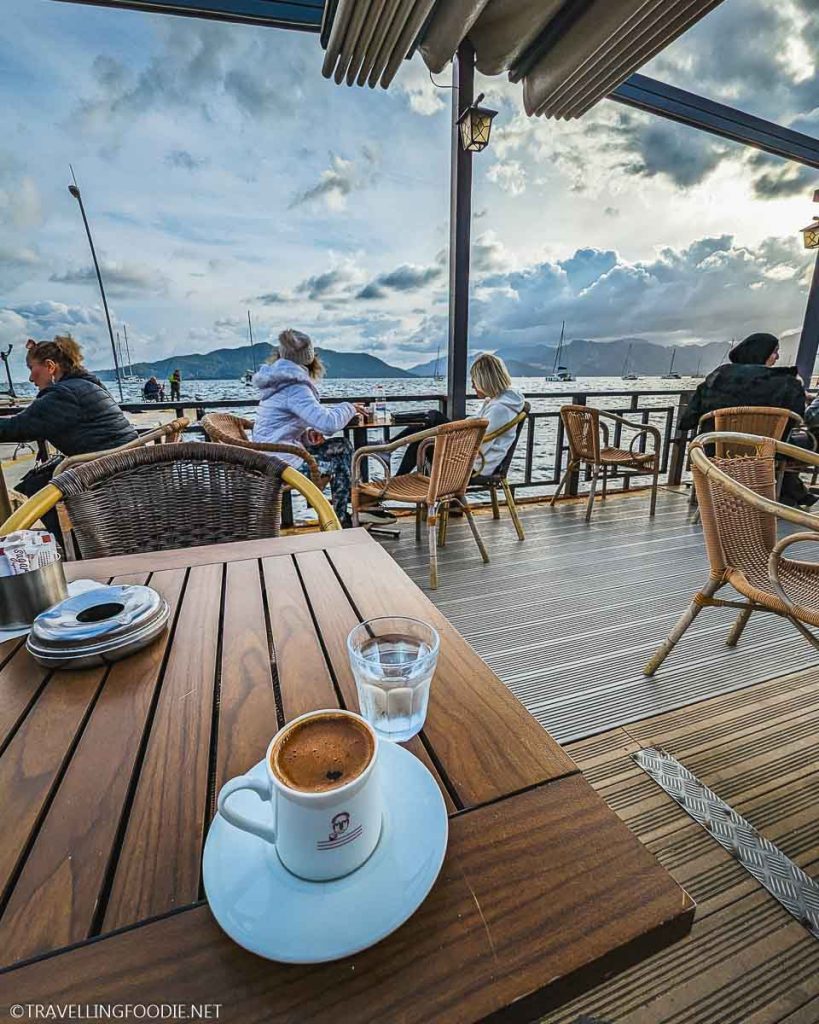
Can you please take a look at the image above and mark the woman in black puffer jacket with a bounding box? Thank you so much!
[1,335,137,533]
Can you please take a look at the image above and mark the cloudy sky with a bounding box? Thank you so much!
[1,0,818,376]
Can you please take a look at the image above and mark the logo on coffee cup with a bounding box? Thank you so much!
[317,811,363,850]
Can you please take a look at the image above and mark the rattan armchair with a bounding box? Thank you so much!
[644,431,819,676]
[466,402,530,541]
[1,442,340,559]
[352,418,489,589]
[200,413,322,486]
[551,405,661,522]
[54,417,190,475]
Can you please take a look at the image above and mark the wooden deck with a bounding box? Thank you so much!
[384,488,819,743]
[378,488,819,1023]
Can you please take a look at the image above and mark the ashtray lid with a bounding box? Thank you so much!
[30,584,166,647]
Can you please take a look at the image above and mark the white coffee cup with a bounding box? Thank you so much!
[217,709,383,882]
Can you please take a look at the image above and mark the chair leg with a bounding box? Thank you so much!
[427,502,439,590]
[601,465,608,500]
[501,479,525,540]
[649,461,659,517]
[643,578,721,676]
[490,486,500,519]
[438,502,450,547]
[585,466,600,523]
[726,606,753,647]
[550,462,575,507]
[415,503,422,542]
[458,497,489,564]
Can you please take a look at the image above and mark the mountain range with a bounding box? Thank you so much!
[94,337,735,381]
[95,342,415,381]
[407,338,732,377]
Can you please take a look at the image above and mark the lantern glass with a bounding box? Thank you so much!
[458,104,497,152]
[802,222,819,250]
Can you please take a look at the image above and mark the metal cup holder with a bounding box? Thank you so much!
[0,560,68,630]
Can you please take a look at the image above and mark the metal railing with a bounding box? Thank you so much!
[121,387,692,499]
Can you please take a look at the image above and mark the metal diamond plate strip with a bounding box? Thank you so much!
[633,747,819,939]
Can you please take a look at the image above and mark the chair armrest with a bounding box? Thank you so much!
[599,411,661,450]
[0,483,63,534]
[258,443,321,486]
[768,532,819,619]
[352,424,444,485]
[481,409,527,445]
[417,437,435,471]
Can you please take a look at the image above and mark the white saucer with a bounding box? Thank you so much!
[203,739,448,963]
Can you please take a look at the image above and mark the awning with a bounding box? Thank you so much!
[321,0,725,118]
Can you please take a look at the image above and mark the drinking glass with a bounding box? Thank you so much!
[346,617,440,742]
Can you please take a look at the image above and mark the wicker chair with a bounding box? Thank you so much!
[200,413,322,487]
[1,442,340,559]
[551,405,661,522]
[352,418,489,589]
[466,402,530,541]
[54,417,190,475]
[644,430,819,676]
[688,406,814,518]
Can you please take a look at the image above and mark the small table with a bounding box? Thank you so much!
[0,530,693,1022]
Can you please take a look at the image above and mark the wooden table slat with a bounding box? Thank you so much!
[328,542,578,808]
[0,570,186,965]
[102,562,222,930]
[0,777,694,1024]
[214,559,279,796]
[0,644,49,754]
[261,555,340,722]
[295,549,457,813]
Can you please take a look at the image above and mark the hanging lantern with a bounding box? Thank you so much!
[456,93,498,153]
[802,217,819,250]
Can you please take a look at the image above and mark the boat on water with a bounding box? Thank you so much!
[241,369,253,385]
[621,343,639,381]
[241,311,259,385]
[661,348,681,380]
[433,345,444,382]
[544,321,575,382]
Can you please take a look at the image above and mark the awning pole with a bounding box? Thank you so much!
[446,40,474,421]
[797,250,819,387]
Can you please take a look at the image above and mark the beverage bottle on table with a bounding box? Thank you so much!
[374,386,388,425]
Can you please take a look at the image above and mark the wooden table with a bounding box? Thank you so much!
[0,530,693,1022]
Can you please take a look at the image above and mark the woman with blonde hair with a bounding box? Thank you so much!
[394,352,525,477]
[252,328,395,526]
[0,334,137,534]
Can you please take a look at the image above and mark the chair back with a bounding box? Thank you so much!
[490,402,530,480]
[691,435,778,581]
[54,417,189,476]
[700,406,799,458]
[561,405,600,462]
[427,419,488,502]
[200,413,254,446]
[54,442,286,559]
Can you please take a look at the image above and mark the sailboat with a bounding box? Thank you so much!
[241,310,258,385]
[692,354,704,378]
[661,347,681,379]
[119,324,143,383]
[621,343,639,381]
[544,321,575,382]
[433,344,444,382]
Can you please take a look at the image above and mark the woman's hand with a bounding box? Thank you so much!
[305,429,325,446]
[353,402,369,422]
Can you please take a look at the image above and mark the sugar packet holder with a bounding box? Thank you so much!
[0,530,60,577]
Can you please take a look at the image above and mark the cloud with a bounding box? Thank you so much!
[392,57,447,117]
[165,149,207,172]
[469,234,813,350]
[295,261,365,300]
[0,300,114,371]
[616,113,730,188]
[486,159,527,195]
[253,291,288,305]
[357,262,443,299]
[289,148,380,211]
[50,262,168,295]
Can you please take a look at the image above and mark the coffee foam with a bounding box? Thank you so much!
[271,713,374,793]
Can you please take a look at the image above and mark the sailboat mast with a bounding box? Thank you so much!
[622,343,631,375]
[553,321,565,374]
[669,348,675,373]
[123,323,133,376]
[247,311,257,372]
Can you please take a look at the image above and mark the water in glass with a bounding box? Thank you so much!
[353,632,436,742]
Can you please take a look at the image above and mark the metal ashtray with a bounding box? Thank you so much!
[0,560,68,630]
[26,583,169,669]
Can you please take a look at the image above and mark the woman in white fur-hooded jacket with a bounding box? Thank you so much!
[252,329,394,527]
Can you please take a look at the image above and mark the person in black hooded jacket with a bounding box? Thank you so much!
[679,332,813,505]
[1,336,137,533]
[679,332,805,431]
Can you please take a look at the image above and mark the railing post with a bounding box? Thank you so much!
[566,393,586,497]
[667,391,692,486]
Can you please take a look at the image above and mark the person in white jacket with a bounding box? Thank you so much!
[252,329,395,527]
[394,353,525,478]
